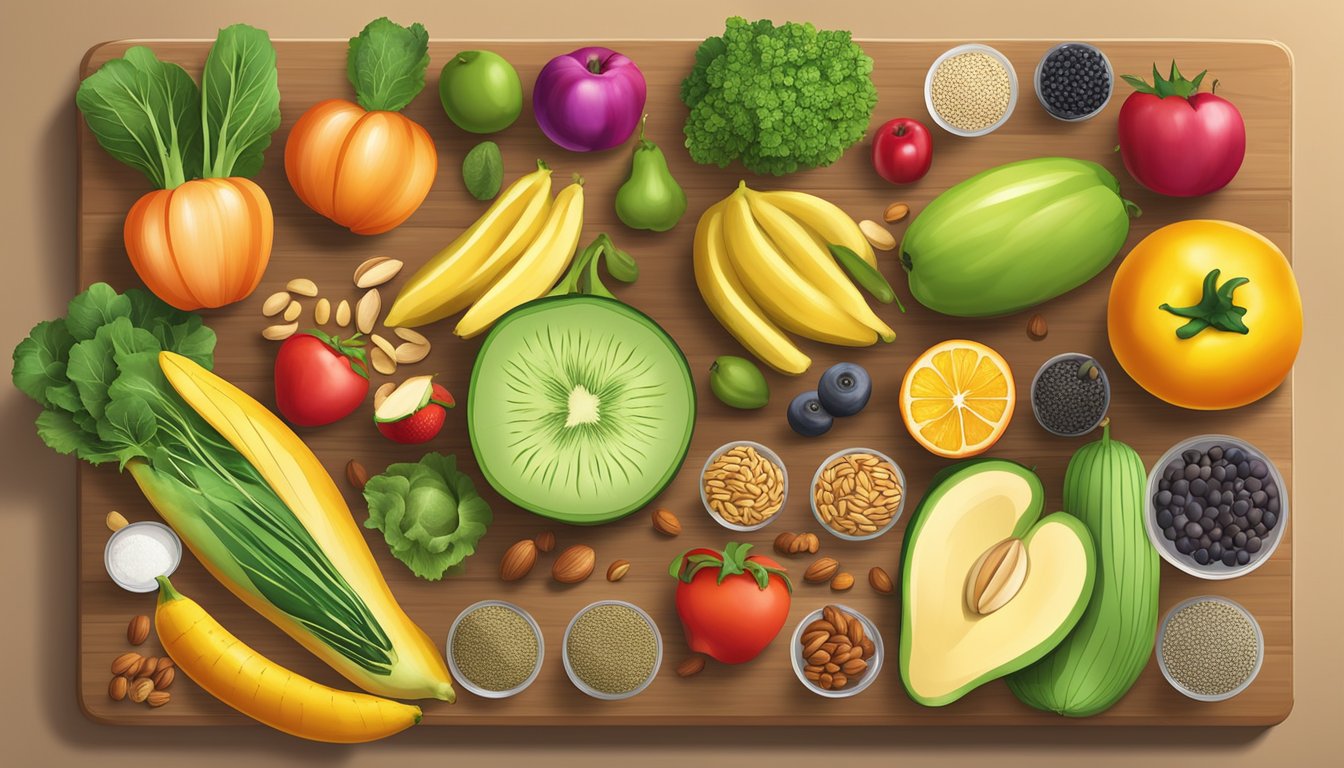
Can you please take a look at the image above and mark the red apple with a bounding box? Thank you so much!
[872,118,933,184]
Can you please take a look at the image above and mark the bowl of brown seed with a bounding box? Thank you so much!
[790,604,884,698]
[700,440,788,532]
[810,448,905,541]
[924,43,1019,137]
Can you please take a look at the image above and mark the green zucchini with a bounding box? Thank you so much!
[1007,422,1159,716]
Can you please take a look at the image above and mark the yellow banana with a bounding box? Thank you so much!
[756,189,877,268]
[156,576,422,743]
[385,163,553,328]
[722,187,876,347]
[455,178,585,339]
[745,189,895,343]
[694,202,811,375]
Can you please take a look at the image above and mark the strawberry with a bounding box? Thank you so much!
[375,377,455,444]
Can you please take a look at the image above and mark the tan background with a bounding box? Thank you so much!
[1,0,1339,763]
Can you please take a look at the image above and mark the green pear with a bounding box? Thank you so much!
[615,118,687,232]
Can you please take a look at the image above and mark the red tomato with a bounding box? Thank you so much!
[273,331,370,427]
[670,543,791,664]
[871,118,933,184]
[1118,62,1245,197]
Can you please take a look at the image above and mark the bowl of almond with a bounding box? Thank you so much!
[810,448,905,541]
[699,440,788,532]
[790,604,883,697]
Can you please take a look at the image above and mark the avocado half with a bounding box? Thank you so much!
[899,459,1096,707]
[467,295,696,525]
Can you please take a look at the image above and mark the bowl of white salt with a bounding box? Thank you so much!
[104,521,182,593]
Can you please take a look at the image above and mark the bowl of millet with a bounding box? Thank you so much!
[924,44,1018,137]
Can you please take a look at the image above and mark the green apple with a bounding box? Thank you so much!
[899,459,1096,707]
[438,50,522,134]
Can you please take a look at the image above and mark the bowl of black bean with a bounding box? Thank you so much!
[1145,435,1287,579]
[1033,42,1113,122]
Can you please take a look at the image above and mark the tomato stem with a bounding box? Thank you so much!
[1158,268,1251,339]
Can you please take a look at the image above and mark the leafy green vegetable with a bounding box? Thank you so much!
[363,453,493,580]
[347,17,430,113]
[462,141,504,201]
[11,284,394,675]
[75,25,280,188]
[201,24,282,179]
[680,18,878,176]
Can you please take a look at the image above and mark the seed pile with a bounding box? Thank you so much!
[451,604,540,692]
[566,603,658,696]
[930,51,1013,132]
[1032,357,1107,435]
[703,444,785,527]
[1161,600,1260,696]
[1155,444,1282,567]
[813,452,902,537]
[1038,44,1111,119]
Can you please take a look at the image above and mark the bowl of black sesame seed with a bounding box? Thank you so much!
[1145,435,1288,580]
[1034,42,1114,122]
[1029,353,1111,437]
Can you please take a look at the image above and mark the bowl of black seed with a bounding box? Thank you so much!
[1145,435,1288,580]
[1034,42,1113,121]
[1030,353,1111,437]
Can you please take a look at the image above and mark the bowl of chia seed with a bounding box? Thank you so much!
[1145,435,1287,579]
[1156,596,1263,702]
[563,600,662,700]
[1030,353,1111,437]
[1034,42,1113,121]
[447,600,544,699]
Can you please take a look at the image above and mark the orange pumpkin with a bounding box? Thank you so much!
[123,177,274,311]
[285,99,438,236]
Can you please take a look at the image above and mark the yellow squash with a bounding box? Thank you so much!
[155,576,422,743]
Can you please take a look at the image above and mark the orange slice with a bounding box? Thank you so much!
[900,339,1016,458]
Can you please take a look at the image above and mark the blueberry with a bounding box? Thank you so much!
[786,391,833,437]
[816,362,872,417]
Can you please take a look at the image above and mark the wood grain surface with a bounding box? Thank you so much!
[75,39,1292,727]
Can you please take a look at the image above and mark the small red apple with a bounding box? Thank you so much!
[871,118,933,184]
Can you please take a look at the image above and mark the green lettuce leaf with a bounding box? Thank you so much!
[346,17,429,112]
[201,24,282,179]
[11,320,74,407]
[362,453,492,580]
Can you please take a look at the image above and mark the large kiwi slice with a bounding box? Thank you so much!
[467,295,696,525]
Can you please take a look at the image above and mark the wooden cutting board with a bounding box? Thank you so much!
[74,39,1292,727]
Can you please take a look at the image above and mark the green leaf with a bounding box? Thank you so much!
[66,283,131,341]
[346,18,430,112]
[362,452,492,580]
[46,383,83,413]
[34,410,93,457]
[98,394,159,467]
[66,336,117,421]
[11,319,74,407]
[200,24,281,179]
[462,141,504,201]
[75,47,201,189]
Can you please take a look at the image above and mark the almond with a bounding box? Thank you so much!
[803,557,839,584]
[370,346,396,375]
[370,333,397,361]
[552,545,595,584]
[261,291,291,317]
[831,673,848,689]
[804,619,835,636]
[847,619,865,647]
[967,537,1028,615]
[354,257,403,289]
[105,510,129,532]
[345,460,369,491]
[111,652,142,677]
[842,658,868,676]
[802,632,829,657]
[859,219,896,251]
[136,656,158,678]
[156,658,174,672]
[883,202,911,223]
[830,572,855,591]
[860,637,875,658]
[1027,313,1048,340]
[534,531,556,553]
[146,690,171,708]
[606,559,631,582]
[126,615,151,646]
[108,676,128,701]
[500,539,539,582]
[675,654,706,678]
[262,322,298,341]
[824,605,849,636]
[773,531,798,555]
[128,677,153,703]
[282,300,302,322]
[393,327,429,346]
[314,298,331,325]
[152,667,175,690]
[651,507,681,536]
[356,288,381,335]
[286,278,319,297]
[394,342,430,365]
[335,299,352,328]
[868,566,894,594]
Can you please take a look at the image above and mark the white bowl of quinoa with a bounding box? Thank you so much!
[924,43,1019,137]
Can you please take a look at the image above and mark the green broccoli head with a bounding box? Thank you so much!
[681,18,878,176]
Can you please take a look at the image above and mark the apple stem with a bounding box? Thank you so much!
[894,124,907,137]
[586,55,603,75]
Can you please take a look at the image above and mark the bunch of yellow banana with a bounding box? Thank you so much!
[694,182,894,375]
[385,162,585,338]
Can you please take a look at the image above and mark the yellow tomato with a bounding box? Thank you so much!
[1108,220,1301,410]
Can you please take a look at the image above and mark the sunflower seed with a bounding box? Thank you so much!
[314,298,331,325]
[335,299,351,327]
